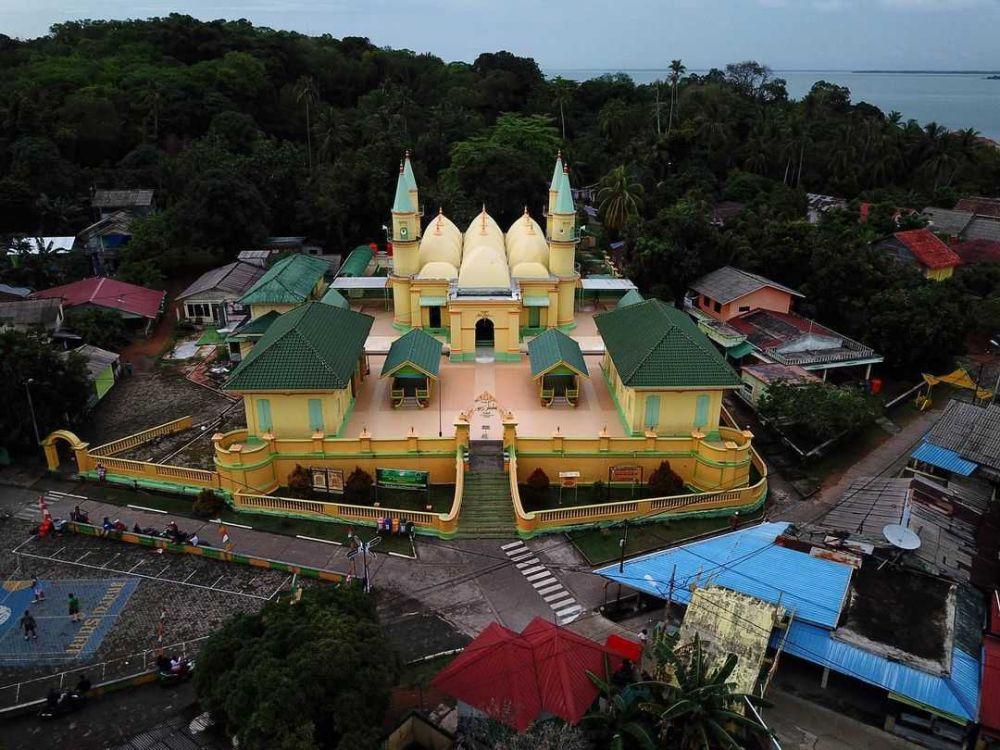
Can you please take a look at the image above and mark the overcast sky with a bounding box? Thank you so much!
[3,0,1000,71]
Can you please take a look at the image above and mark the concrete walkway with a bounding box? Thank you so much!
[765,689,919,749]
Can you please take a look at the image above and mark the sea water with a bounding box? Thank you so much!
[546,69,1000,141]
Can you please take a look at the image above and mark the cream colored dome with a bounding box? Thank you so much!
[464,210,505,254]
[507,233,549,269]
[458,244,511,289]
[511,261,549,279]
[418,212,462,268]
[417,261,459,280]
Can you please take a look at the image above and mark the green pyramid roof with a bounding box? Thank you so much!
[319,287,350,309]
[555,168,575,215]
[380,328,442,379]
[528,328,588,379]
[224,302,374,392]
[238,254,328,306]
[549,155,564,191]
[392,172,414,213]
[594,299,740,389]
[403,155,417,192]
[617,289,645,308]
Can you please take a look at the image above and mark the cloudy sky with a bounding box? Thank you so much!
[2,0,999,70]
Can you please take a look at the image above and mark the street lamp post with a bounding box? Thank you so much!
[25,378,41,445]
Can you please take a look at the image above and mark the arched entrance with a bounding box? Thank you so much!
[40,430,89,473]
[475,317,494,348]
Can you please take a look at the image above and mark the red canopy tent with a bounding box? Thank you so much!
[432,617,625,732]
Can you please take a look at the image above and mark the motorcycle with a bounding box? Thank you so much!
[156,657,196,686]
[38,690,86,719]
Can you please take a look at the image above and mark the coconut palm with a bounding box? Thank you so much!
[667,59,686,134]
[551,76,576,140]
[597,165,644,232]
[641,634,773,750]
[294,75,319,176]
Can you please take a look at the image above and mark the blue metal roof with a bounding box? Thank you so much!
[595,522,853,629]
[911,441,978,476]
[775,621,980,723]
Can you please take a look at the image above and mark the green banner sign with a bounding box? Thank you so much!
[376,467,429,491]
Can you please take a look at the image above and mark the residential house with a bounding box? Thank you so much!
[594,299,742,436]
[176,261,266,327]
[806,193,848,223]
[739,362,820,406]
[237,254,329,320]
[687,265,883,380]
[923,207,975,239]
[873,229,962,281]
[91,189,155,219]
[32,277,165,332]
[236,250,271,268]
[68,344,121,406]
[0,283,31,302]
[955,196,1000,218]
[223,302,374,439]
[0,298,64,333]
[953,239,1000,266]
[78,211,135,275]
[964,216,1000,244]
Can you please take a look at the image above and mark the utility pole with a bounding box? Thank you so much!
[25,379,41,445]
[618,519,629,573]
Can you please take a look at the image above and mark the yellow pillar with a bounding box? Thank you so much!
[392,277,412,327]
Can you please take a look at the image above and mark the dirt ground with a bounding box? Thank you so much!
[82,369,241,448]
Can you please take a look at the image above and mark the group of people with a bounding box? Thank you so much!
[97,516,199,545]
[19,592,83,641]
[45,675,91,710]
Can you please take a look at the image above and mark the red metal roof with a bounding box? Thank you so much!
[990,590,1000,637]
[893,229,961,270]
[32,277,165,319]
[954,239,1000,265]
[431,618,623,731]
[982,635,1000,734]
[605,634,643,663]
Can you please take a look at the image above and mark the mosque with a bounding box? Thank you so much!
[388,153,580,361]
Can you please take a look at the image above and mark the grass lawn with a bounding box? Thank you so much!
[567,508,765,567]
[277,484,455,513]
[519,484,655,512]
[94,487,416,556]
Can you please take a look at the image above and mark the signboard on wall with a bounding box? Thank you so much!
[609,464,643,484]
[376,468,429,491]
[559,471,580,489]
[310,467,345,494]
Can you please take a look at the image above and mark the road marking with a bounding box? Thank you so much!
[559,613,581,625]
[128,560,145,572]
[509,551,534,561]
[525,570,551,582]
[500,541,525,551]
[101,553,120,569]
[548,596,574,610]
[48,490,87,500]
[531,577,558,589]
[520,565,545,575]
[74,552,91,563]
[543,590,569,602]
[538,584,563,596]
[515,558,539,568]
[127,504,168,514]
[210,576,225,589]
[556,604,582,617]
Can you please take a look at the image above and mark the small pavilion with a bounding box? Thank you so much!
[380,328,442,408]
[527,328,588,406]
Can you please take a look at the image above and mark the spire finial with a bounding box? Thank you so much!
[438,206,443,216]
[523,205,529,216]
[557,149,562,159]
[405,149,411,158]
[399,160,404,174]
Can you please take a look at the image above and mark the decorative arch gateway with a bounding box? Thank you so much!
[40,430,91,472]
[456,391,517,443]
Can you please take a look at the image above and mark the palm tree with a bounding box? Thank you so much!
[294,75,319,176]
[599,99,631,146]
[641,634,773,750]
[551,76,575,140]
[598,165,644,232]
[667,59,686,135]
[584,668,657,750]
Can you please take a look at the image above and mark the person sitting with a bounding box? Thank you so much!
[75,675,91,695]
[156,655,172,673]
[133,522,143,533]
[170,657,185,674]
[188,533,200,547]
[102,517,113,531]
[46,688,60,708]
[113,518,127,531]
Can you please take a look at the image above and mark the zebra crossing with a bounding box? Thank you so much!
[501,539,583,625]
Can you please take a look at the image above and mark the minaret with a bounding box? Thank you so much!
[546,151,563,238]
[390,160,420,327]
[548,164,579,328]
[403,150,421,237]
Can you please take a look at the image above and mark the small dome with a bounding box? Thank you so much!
[419,213,462,268]
[464,210,505,254]
[511,261,549,279]
[417,261,458,280]
[458,245,511,289]
[508,231,549,269]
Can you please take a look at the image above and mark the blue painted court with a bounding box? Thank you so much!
[0,578,138,667]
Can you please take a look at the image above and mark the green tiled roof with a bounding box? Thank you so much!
[617,289,645,308]
[224,302,373,392]
[528,328,588,379]
[549,155,563,191]
[338,246,373,278]
[320,287,350,309]
[594,299,740,389]
[555,169,575,215]
[238,254,328,306]
[381,329,442,379]
[227,310,280,342]
[403,155,417,192]
[392,172,414,213]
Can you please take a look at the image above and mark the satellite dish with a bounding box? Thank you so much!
[883,524,921,550]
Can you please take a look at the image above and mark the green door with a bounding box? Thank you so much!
[308,398,324,432]
[256,398,272,432]
[528,306,540,328]
[694,394,710,428]
[644,394,660,430]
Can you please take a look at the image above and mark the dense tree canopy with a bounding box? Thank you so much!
[0,17,998,374]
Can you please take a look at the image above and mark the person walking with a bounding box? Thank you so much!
[20,610,38,641]
[68,593,82,624]
[31,577,45,603]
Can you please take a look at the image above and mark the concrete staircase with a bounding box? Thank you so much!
[457,441,516,539]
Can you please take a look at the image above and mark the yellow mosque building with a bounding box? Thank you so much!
[389,153,579,361]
